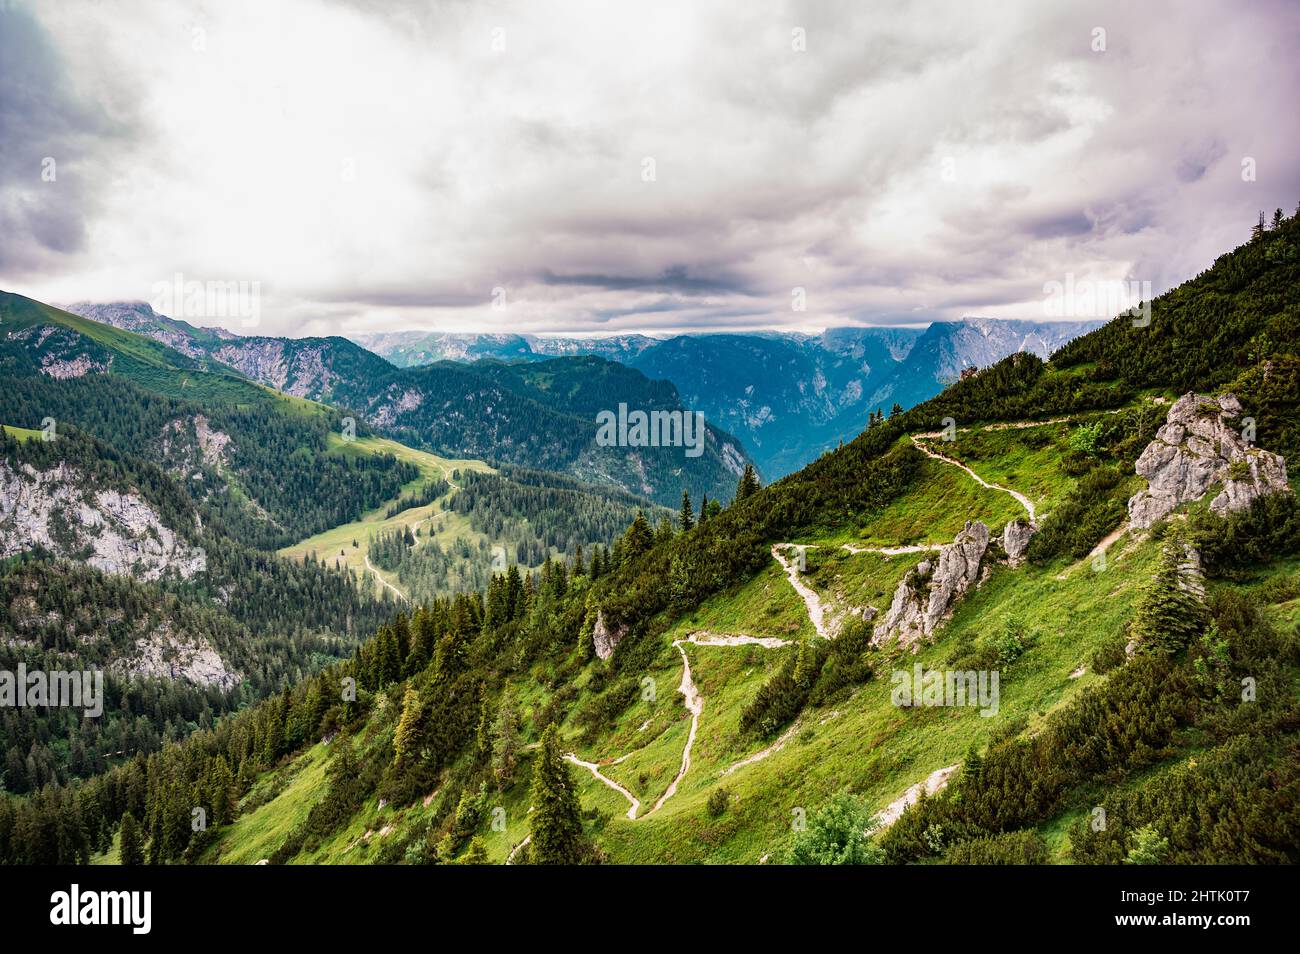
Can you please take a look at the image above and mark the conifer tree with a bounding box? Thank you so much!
[679,490,694,531]
[462,836,489,865]
[491,690,522,787]
[1131,541,1205,655]
[735,464,760,503]
[528,724,589,864]
[393,686,424,768]
[623,511,654,561]
[119,811,143,866]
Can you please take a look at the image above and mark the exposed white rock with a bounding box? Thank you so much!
[0,460,206,581]
[873,520,990,648]
[1001,518,1036,565]
[1128,392,1289,529]
[370,387,424,428]
[592,609,628,660]
[117,624,240,690]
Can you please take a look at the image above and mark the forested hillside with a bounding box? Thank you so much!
[3,212,1298,866]
[56,300,753,508]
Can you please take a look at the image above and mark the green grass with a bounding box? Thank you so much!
[280,435,494,598]
[201,743,334,865]
[2,424,41,442]
[841,456,1024,547]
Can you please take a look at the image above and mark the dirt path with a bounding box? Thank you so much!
[564,754,641,820]
[875,764,959,829]
[643,639,704,817]
[364,554,409,603]
[1088,521,1128,561]
[841,542,944,556]
[771,544,835,639]
[910,436,1037,521]
[562,631,791,821]
[722,718,801,777]
[506,834,531,864]
[684,631,793,649]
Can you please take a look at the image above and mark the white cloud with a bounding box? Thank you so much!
[2,0,1298,337]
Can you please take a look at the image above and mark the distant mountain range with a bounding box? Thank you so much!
[57,301,751,507]
[354,319,1103,477]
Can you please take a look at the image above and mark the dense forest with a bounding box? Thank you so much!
[0,370,418,550]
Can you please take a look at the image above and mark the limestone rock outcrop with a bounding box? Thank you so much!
[0,460,206,581]
[592,610,629,660]
[118,625,240,690]
[1127,393,1289,530]
[1002,518,1036,565]
[873,520,990,648]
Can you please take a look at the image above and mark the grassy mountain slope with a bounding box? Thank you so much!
[6,212,1299,865]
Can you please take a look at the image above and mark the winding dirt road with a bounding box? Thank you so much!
[365,554,409,603]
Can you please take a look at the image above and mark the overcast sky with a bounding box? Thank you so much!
[2,0,1298,338]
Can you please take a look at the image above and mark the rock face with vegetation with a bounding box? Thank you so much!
[119,624,241,690]
[874,520,990,647]
[0,459,206,581]
[1128,392,1289,529]
[591,610,628,660]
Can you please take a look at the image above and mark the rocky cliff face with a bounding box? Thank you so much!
[874,520,990,648]
[1127,393,1290,529]
[592,610,629,660]
[0,460,206,581]
[7,324,111,378]
[117,624,240,690]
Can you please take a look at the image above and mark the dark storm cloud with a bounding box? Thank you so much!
[4,0,1300,337]
[0,6,132,275]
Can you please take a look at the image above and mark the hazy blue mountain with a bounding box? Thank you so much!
[58,302,752,506]
[355,319,1101,478]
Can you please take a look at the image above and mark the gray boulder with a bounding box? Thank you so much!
[592,610,628,660]
[1002,518,1036,565]
[874,520,990,648]
[1127,392,1289,529]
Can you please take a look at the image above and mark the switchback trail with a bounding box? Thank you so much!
[563,632,791,821]
[771,545,834,638]
[910,435,1037,521]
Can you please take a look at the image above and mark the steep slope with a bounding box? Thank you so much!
[6,211,1299,867]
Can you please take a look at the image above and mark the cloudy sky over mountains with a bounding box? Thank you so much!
[2,0,1298,338]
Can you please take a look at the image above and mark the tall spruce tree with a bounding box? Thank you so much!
[735,463,760,503]
[1131,541,1205,655]
[119,811,143,866]
[623,511,654,561]
[679,490,694,531]
[528,724,590,864]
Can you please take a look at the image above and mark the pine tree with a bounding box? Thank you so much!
[491,690,522,787]
[119,811,143,866]
[735,463,760,503]
[528,725,589,864]
[1271,208,1284,230]
[623,511,653,561]
[679,490,694,531]
[962,744,984,788]
[462,836,489,865]
[1251,210,1266,239]
[393,686,424,768]
[1131,541,1205,654]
